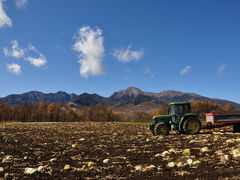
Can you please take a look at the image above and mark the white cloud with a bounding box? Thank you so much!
[26,55,46,67]
[217,64,226,76]
[25,44,47,67]
[3,40,24,58]
[112,45,144,63]
[28,44,38,52]
[3,41,47,68]
[73,26,105,78]
[180,66,191,75]
[15,0,28,8]
[143,66,154,79]
[7,63,21,75]
[0,0,12,28]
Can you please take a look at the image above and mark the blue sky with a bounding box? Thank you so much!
[0,0,240,103]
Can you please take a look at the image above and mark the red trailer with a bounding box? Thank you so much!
[204,113,240,132]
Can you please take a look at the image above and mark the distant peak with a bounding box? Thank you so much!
[24,91,43,94]
[110,87,144,101]
[122,87,143,94]
[126,87,141,91]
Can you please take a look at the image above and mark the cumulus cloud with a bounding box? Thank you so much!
[143,66,154,79]
[3,41,47,68]
[7,63,21,75]
[217,64,226,76]
[180,66,191,75]
[26,55,46,67]
[3,40,24,58]
[0,0,12,28]
[25,44,47,67]
[112,45,144,63]
[15,0,28,8]
[73,26,105,78]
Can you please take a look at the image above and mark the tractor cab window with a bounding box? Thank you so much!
[184,104,191,113]
[168,104,191,115]
[168,105,175,115]
[175,104,191,115]
[175,105,184,116]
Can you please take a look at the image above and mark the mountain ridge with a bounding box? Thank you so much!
[0,88,239,112]
[0,91,78,105]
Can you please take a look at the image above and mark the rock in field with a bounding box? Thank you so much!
[176,162,184,168]
[167,162,175,168]
[2,155,14,163]
[103,159,110,164]
[232,148,240,158]
[161,151,170,157]
[187,159,193,166]
[87,162,95,167]
[192,160,201,166]
[24,167,38,175]
[37,166,48,173]
[154,153,162,158]
[201,147,210,153]
[226,139,235,144]
[71,144,78,148]
[50,158,57,163]
[134,165,142,171]
[146,165,156,170]
[168,148,177,153]
[64,164,72,171]
[220,154,229,163]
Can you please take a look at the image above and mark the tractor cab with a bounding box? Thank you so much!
[168,102,191,117]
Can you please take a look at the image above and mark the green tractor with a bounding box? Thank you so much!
[149,102,201,135]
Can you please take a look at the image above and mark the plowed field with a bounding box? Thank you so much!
[0,122,240,179]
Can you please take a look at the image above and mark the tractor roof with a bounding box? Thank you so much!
[169,102,190,105]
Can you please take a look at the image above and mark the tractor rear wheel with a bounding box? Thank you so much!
[182,117,201,134]
[153,122,170,136]
[233,123,240,133]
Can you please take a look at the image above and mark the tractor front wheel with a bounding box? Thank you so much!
[153,122,170,136]
[182,117,201,134]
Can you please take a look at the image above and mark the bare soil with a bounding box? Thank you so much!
[0,122,240,179]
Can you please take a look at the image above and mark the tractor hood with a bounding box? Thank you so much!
[153,115,171,120]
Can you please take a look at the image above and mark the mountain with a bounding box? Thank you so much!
[0,91,77,105]
[110,87,145,101]
[156,90,239,107]
[109,87,162,109]
[0,87,239,112]
[69,93,109,108]
[110,87,239,106]
[106,87,239,112]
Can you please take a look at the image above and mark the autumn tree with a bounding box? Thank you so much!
[223,103,236,114]
[47,103,56,121]
[152,104,168,116]
[36,102,48,122]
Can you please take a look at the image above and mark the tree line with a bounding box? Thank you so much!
[0,102,119,122]
[0,100,239,123]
